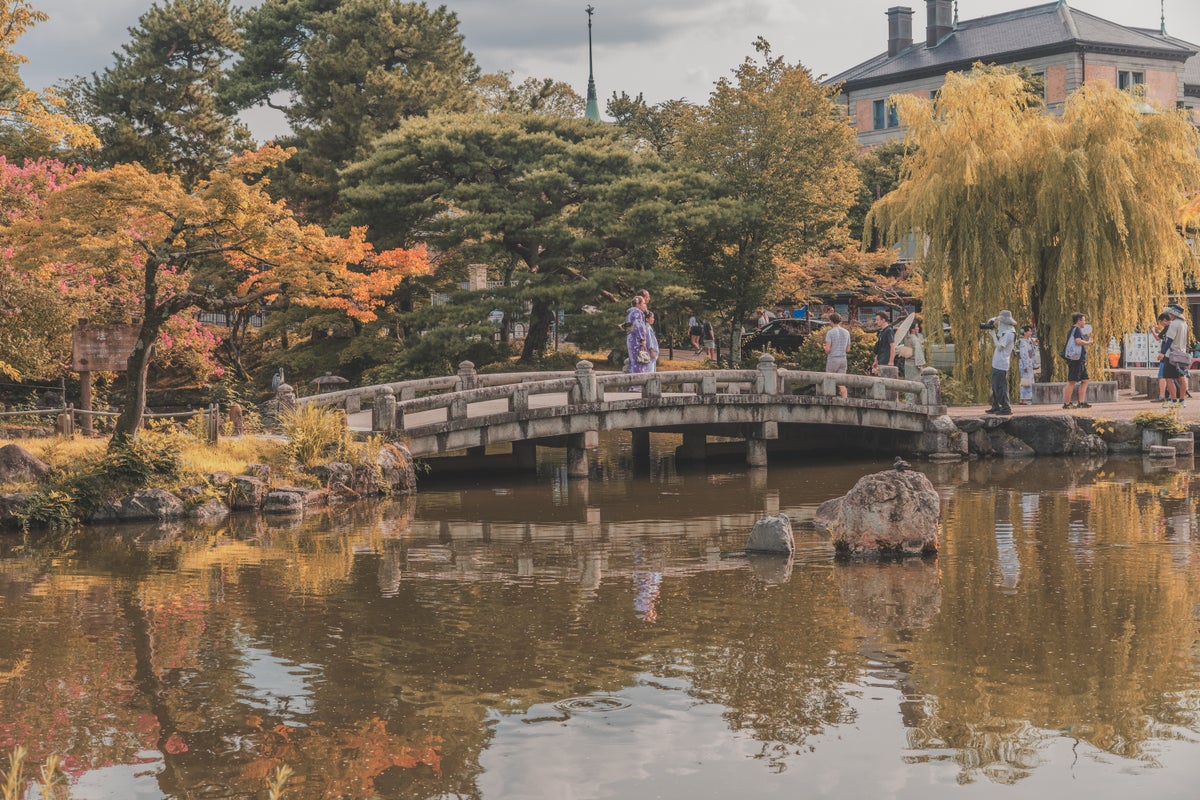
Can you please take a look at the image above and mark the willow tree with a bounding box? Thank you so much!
[868,65,1200,394]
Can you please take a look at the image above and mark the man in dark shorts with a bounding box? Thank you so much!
[1062,313,1093,409]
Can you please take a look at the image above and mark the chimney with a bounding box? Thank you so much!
[886,7,914,57]
[925,0,953,47]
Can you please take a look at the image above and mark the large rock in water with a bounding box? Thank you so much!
[90,489,186,523]
[0,444,50,483]
[814,469,940,557]
[1004,415,1078,455]
[377,443,417,494]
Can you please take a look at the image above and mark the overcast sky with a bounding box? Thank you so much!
[15,0,1200,141]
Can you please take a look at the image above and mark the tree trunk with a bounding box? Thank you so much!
[112,314,162,445]
[520,299,554,363]
[728,317,743,368]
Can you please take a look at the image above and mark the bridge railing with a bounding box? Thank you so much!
[350,355,942,435]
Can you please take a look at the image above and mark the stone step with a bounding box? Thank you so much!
[1148,445,1177,459]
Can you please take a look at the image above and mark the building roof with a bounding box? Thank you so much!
[827,2,1198,92]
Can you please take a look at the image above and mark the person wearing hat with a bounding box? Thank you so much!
[986,310,1018,416]
[1062,312,1094,409]
[1159,303,1190,408]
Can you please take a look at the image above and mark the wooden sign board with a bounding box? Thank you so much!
[72,323,141,372]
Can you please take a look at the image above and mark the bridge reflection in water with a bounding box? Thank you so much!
[1,457,1199,798]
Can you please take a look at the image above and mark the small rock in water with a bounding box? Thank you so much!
[745,513,794,555]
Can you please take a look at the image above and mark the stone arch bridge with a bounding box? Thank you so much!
[286,355,961,476]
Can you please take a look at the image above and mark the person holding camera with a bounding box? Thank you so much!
[984,311,1017,415]
[1062,312,1093,409]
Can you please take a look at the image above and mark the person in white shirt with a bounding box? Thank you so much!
[1160,303,1190,408]
[822,313,851,398]
[986,310,1017,416]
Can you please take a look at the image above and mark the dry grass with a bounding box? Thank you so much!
[0,433,290,493]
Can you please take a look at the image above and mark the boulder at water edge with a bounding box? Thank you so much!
[813,469,940,557]
[0,444,49,483]
[745,514,794,555]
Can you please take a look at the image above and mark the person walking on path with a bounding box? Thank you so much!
[688,314,702,355]
[872,312,895,374]
[986,311,1017,415]
[902,321,926,382]
[1160,303,1190,408]
[823,312,851,398]
[1062,312,1094,409]
[626,295,652,374]
[1017,325,1039,405]
[645,311,661,372]
[700,319,717,362]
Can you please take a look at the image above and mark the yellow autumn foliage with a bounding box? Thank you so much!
[868,65,1200,395]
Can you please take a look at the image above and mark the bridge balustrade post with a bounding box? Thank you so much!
[574,360,598,403]
[700,375,717,396]
[449,396,468,421]
[345,394,361,414]
[921,367,941,407]
[373,387,396,433]
[757,354,779,395]
[510,386,529,414]
[644,375,661,400]
[274,383,296,418]
[457,361,478,391]
[818,376,836,397]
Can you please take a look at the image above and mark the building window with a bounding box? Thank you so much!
[887,102,899,128]
[929,89,938,100]
[873,99,886,130]
[1117,70,1145,91]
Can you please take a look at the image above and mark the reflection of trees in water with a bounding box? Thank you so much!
[907,472,1200,784]
[5,463,1200,795]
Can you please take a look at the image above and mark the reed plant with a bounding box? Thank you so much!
[279,404,350,467]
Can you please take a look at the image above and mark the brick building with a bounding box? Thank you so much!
[827,1,1200,147]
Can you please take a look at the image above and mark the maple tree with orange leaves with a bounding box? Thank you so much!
[2,145,430,442]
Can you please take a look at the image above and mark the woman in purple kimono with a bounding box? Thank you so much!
[626,296,652,373]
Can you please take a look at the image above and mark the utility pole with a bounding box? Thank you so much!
[585,5,601,121]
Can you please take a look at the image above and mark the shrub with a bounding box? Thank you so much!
[1132,410,1186,435]
[103,433,183,484]
[280,404,350,466]
[776,327,876,375]
[938,372,977,406]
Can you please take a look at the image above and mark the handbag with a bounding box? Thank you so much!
[636,349,651,364]
[1167,349,1191,367]
[896,344,914,358]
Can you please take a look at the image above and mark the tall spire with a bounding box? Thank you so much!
[585,5,601,122]
[1161,0,1167,35]
[953,0,958,29]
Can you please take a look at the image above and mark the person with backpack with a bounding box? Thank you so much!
[1062,312,1093,409]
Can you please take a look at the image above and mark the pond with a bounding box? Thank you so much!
[2,441,1200,799]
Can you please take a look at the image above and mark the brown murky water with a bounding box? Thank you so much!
[2,441,1200,799]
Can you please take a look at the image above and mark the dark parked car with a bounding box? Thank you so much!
[741,318,824,354]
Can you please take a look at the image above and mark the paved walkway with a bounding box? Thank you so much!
[950,383,1198,422]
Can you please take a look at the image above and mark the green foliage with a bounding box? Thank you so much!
[342,112,710,364]
[938,372,977,406]
[777,327,875,375]
[1132,410,1187,435]
[65,0,251,187]
[103,432,183,484]
[475,72,583,117]
[673,38,861,366]
[223,0,479,220]
[280,404,350,467]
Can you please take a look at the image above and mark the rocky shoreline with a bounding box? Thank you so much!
[0,442,418,531]
[951,414,1194,458]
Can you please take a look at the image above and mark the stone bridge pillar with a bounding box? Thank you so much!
[574,360,598,403]
[457,361,478,391]
[372,387,396,433]
[274,383,296,415]
[567,433,590,479]
[921,367,942,407]
[757,353,779,394]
